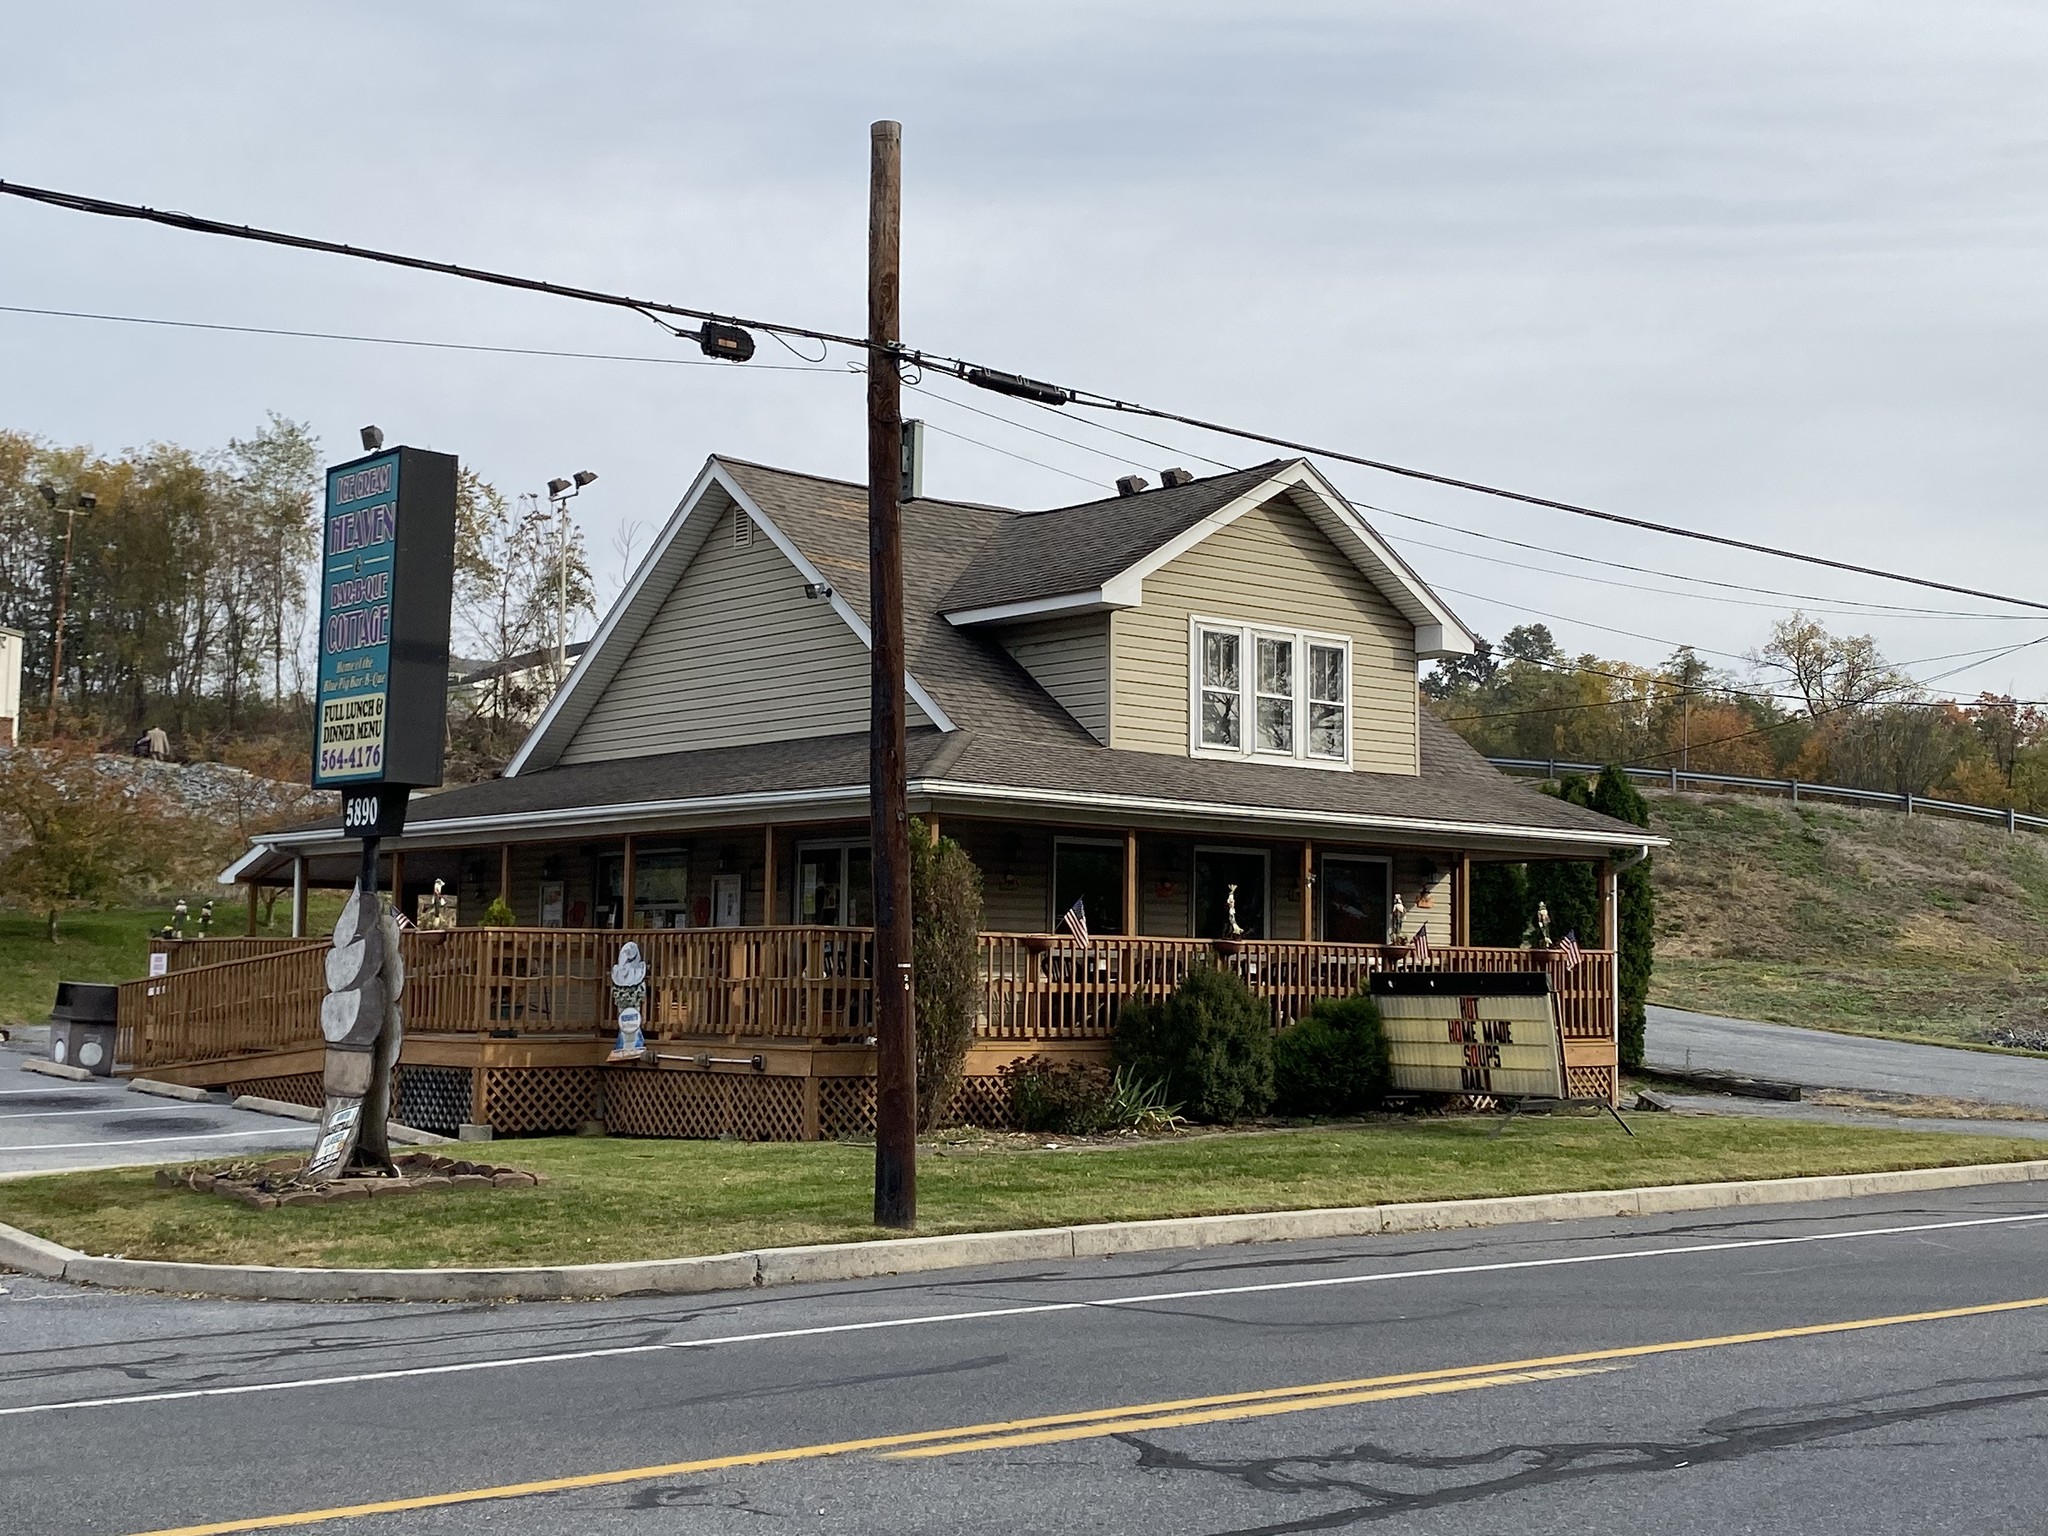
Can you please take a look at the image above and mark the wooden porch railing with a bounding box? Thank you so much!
[149,936,321,972]
[123,927,1614,1069]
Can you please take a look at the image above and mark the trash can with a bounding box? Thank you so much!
[51,981,120,1077]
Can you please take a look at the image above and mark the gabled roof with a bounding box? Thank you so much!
[935,458,1476,659]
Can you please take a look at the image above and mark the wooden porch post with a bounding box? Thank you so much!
[1299,841,1314,940]
[1454,854,1472,946]
[390,851,406,920]
[926,813,941,846]
[245,881,258,935]
[1123,831,1140,937]
[762,825,777,925]
[291,855,308,938]
[498,844,512,907]
[621,834,637,930]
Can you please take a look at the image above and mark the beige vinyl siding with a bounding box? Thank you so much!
[558,505,926,765]
[947,821,1055,932]
[1111,495,1418,774]
[996,615,1111,744]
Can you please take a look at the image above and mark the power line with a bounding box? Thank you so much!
[0,302,846,372]
[916,419,1103,487]
[4,174,2042,614]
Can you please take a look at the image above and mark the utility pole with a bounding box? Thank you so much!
[867,119,917,1230]
[38,485,94,721]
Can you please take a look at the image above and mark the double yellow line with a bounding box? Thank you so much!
[130,1293,2048,1535]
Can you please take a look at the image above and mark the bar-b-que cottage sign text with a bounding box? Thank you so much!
[313,447,458,792]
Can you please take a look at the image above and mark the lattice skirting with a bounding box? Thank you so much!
[817,1076,875,1140]
[477,1067,599,1136]
[395,1066,476,1136]
[940,1075,1013,1130]
[1565,1064,1616,1104]
[606,1072,807,1142]
[234,1072,323,1107]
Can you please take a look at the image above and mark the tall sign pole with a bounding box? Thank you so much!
[868,119,917,1228]
[305,443,456,1180]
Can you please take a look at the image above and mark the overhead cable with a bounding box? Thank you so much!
[3,174,2043,613]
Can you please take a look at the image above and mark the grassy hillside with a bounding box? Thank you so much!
[1648,789,2048,1046]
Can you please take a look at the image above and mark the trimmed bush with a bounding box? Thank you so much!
[1591,765,1655,1072]
[480,896,517,927]
[1112,962,1274,1123]
[1273,993,1392,1118]
[1001,1056,1113,1135]
[909,817,985,1131]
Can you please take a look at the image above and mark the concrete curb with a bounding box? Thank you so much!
[21,1059,94,1082]
[129,1078,216,1103]
[230,1094,447,1146]
[4,1156,2046,1302]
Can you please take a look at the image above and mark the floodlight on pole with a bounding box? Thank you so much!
[544,470,597,686]
[360,425,384,453]
[45,487,96,719]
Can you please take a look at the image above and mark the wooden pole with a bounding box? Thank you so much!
[245,882,258,936]
[926,813,941,846]
[867,118,916,1230]
[1123,831,1140,937]
[498,844,513,910]
[390,851,406,923]
[762,824,777,925]
[1299,842,1314,941]
[1454,853,1471,946]
[621,833,637,930]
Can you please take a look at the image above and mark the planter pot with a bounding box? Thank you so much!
[1211,938,1245,957]
[1021,934,1058,956]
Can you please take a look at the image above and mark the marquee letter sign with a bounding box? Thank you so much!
[1370,972,1566,1100]
[313,446,458,792]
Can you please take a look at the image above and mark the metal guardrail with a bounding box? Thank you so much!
[1487,757,2048,835]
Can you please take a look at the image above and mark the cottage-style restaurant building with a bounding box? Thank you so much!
[144,456,1656,1138]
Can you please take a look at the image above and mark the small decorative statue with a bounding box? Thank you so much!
[171,897,189,938]
[1535,900,1552,946]
[1391,892,1406,939]
[197,899,214,936]
[609,940,648,1062]
[418,877,456,931]
[1224,883,1244,938]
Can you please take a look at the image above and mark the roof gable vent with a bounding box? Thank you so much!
[1160,467,1194,487]
[732,511,754,549]
[1115,474,1149,497]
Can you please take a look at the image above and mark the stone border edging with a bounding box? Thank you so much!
[21,1059,94,1082]
[129,1078,216,1103]
[3,1157,2045,1302]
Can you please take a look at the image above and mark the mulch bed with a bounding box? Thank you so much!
[156,1152,545,1210]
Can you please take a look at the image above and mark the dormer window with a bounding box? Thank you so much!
[1190,618,1350,767]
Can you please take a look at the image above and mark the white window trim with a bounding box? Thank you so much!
[1187,615,1352,770]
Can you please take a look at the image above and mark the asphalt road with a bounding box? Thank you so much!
[0,1034,310,1178]
[1647,1003,2048,1109]
[5,1184,2047,1534]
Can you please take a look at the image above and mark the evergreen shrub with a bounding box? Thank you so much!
[909,817,985,1130]
[1112,962,1274,1123]
[1273,993,1392,1117]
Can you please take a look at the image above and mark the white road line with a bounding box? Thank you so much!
[0,1128,305,1152]
[0,1088,108,1097]
[5,1207,2045,1419]
[0,1106,226,1121]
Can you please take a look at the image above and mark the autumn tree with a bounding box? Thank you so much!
[0,746,172,939]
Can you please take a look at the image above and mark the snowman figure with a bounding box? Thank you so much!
[608,941,649,1061]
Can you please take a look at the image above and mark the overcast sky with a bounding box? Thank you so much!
[5,2,2047,698]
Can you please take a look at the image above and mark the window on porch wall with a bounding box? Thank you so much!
[1193,848,1268,939]
[1052,840,1125,936]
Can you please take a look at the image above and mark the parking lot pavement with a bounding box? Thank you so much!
[0,1035,309,1179]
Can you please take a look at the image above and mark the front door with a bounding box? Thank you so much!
[796,841,874,927]
[1320,855,1391,943]
[1193,847,1268,939]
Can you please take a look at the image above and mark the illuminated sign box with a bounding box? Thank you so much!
[313,446,457,791]
[1370,971,1566,1100]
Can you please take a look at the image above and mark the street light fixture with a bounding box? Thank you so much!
[544,471,598,685]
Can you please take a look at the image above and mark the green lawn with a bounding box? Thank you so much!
[0,908,166,1026]
[2,1117,2038,1270]
[0,897,349,1027]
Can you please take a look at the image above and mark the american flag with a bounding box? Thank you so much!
[1408,923,1429,965]
[1063,897,1092,948]
[1558,930,1582,970]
